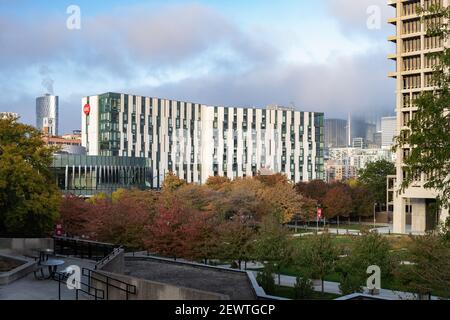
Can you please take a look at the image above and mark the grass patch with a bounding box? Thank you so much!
[273,285,341,300]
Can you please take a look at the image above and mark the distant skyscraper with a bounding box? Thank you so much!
[36,94,59,136]
[324,119,347,148]
[352,137,365,149]
[381,116,397,148]
[373,131,382,148]
[365,123,377,144]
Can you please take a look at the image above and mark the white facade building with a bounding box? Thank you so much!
[81,93,325,188]
[36,94,59,136]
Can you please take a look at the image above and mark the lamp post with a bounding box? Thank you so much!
[317,206,322,234]
[373,202,378,230]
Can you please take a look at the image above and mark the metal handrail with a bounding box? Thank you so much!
[53,236,118,261]
[82,268,137,300]
[94,246,123,270]
[54,271,105,300]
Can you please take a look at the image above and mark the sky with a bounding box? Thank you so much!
[0,0,396,133]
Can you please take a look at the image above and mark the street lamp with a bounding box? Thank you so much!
[316,206,322,234]
[373,202,378,230]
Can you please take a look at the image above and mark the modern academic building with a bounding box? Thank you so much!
[51,154,152,197]
[81,92,325,188]
[388,0,449,234]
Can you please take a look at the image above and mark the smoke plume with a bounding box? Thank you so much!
[39,65,54,95]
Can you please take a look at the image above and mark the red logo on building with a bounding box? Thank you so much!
[83,103,90,116]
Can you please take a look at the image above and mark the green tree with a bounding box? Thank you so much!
[254,213,292,284]
[393,4,450,209]
[339,232,394,292]
[216,214,256,269]
[357,160,395,207]
[336,259,364,295]
[350,184,376,222]
[398,229,450,298]
[256,263,276,295]
[0,116,60,236]
[293,275,314,300]
[303,233,339,293]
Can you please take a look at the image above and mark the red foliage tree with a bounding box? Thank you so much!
[59,194,92,237]
[182,211,219,263]
[144,201,193,259]
[87,196,152,250]
[323,184,353,221]
[295,180,329,205]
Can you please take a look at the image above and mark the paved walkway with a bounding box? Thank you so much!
[0,256,96,300]
[214,261,443,300]
[248,271,442,300]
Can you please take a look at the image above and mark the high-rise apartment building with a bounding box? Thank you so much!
[36,94,59,136]
[81,93,325,188]
[388,0,449,233]
[324,119,347,148]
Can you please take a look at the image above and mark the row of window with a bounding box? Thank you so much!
[403,1,420,16]
[403,55,440,71]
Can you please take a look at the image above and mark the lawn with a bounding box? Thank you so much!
[273,285,341,300]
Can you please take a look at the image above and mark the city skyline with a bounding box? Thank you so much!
[0,0,396,134]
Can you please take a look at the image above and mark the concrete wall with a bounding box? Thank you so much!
[0,238,53,256]
[92,250,226,300]
[91,270,228,300]
[0,253,36,285]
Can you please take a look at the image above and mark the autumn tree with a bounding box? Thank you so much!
[205,176,231,191]
[162,172,187,192]
[88,193,154,250]
[213,178,264,221]
[0,116,60,236]
[295,179,329,205]
[216,214,256,269]
[182,211,219,263]
[86,192,108,204]
[173,184,218,212]
[111,188,158,217]
[59,195,92,237]
[323,183,352,223]
[260,179,313,223]
[255,173,289,188]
